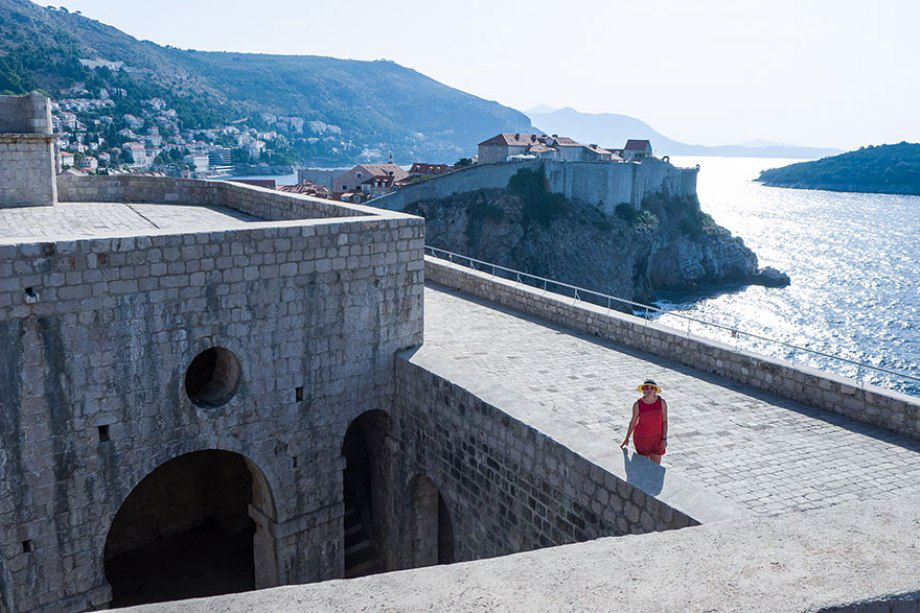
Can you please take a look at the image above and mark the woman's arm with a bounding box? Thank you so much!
[620,401,640,448]
[661,398,669,448]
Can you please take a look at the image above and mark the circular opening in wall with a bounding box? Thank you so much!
[185,347,242,408]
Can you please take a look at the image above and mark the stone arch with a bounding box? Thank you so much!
[102,449,278,607]
[407,474,456,567]
[341,410,393,577]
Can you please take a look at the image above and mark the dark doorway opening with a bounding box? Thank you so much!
[341,411,392,578]
[409,475,456,567]
[103,450,276,607]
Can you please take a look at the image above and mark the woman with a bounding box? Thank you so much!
[620,379,668,464]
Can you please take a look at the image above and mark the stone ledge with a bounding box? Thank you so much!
[117,496,920,612]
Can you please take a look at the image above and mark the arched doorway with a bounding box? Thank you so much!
[341,410,393,578]
[103,450,277,607]
[409,475,456,567]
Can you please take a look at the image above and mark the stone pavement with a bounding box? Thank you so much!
[423,284,920,516]
[0,201,261,241]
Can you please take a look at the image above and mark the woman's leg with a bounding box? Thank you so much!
[648,453,662,464]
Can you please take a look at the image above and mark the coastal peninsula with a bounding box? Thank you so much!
[757,142,920,196]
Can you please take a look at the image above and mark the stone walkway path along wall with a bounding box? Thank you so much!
[423,284,920,517]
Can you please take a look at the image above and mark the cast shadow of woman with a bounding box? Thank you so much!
[622,448,665,496]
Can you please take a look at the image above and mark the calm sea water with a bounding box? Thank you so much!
[659,156,920,396]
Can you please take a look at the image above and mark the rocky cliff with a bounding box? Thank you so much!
[407,170,787,304]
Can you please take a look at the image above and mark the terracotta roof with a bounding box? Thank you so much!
[624,139,652,151]
[278,181,331,198]
[355,163,409,181]
[549,136,582,147]
[478,133,542,147]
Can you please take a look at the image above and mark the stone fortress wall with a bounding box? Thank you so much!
[426,257,920,441]
[0,93,56,208]
[0,176,425,610]
[372,158,698,215]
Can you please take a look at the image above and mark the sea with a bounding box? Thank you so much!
[658,156,920,396]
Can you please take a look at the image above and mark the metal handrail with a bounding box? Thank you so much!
[424,246,920,390]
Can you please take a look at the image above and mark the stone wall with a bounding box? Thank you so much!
[56,175,378,220]
[544,158,698,212]
[0,93,56,209]
[372,160,543,212]
[371,159,698,215]
[426,257,920,441]
[385,356,700,568]
[0,185,424,611]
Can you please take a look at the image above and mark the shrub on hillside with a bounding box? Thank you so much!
[508,167,569,226]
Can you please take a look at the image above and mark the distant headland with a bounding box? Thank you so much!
[757,142,920,196]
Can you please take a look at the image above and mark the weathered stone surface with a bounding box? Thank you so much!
[0,178,424,611]
[117,496,920,613]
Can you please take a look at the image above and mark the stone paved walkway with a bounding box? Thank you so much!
[0,201,261,241]
[423,284,920,516]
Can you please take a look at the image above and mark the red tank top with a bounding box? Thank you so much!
[635,397,663,436]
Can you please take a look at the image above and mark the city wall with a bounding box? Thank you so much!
[0,93,56,209]
[0,182,425,611]
[371,159,698,214]
[426,257,920,441]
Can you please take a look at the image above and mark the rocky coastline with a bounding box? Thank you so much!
[407,184,788,305]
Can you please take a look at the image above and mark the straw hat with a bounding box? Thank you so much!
[637,379,662,393]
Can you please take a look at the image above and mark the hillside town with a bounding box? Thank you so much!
[52,79,657,205]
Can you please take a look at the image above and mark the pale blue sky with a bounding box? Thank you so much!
[53,0,919,150]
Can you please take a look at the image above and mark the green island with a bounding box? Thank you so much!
[757,142,920,196]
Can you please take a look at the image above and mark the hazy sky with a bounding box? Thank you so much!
[53,0,919,150]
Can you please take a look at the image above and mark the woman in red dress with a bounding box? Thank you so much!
[620,379,668,464]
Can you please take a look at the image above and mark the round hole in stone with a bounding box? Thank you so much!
[185,347,242,408]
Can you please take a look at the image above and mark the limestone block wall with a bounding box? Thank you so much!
[372,159,697,215]
[0,93,56,209]
[0,208,424,611]
[371,160,543,212]
[544,159,698,212]
[56,175,379,220]
[385,357,698,569]
[426,257,920,441]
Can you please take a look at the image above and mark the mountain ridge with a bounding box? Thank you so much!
[0,0,532,164]
[528,106,841,159]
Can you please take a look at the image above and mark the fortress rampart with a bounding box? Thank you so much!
[372,159,698,214]
[426,257,920,441]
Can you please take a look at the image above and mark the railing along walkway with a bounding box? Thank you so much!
[425,246,920,396]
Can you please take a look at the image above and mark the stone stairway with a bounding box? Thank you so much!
[343,496,383,579]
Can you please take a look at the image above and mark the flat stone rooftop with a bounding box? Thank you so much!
[420,284,920,517]
[0,201,262,242]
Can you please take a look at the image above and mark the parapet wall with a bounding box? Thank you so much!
[426,257,920,441]
[56,175,378,220]
[372,159,698,215]
[372,160,543,211]
[130,495,920,612]
[0,93,56,209]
